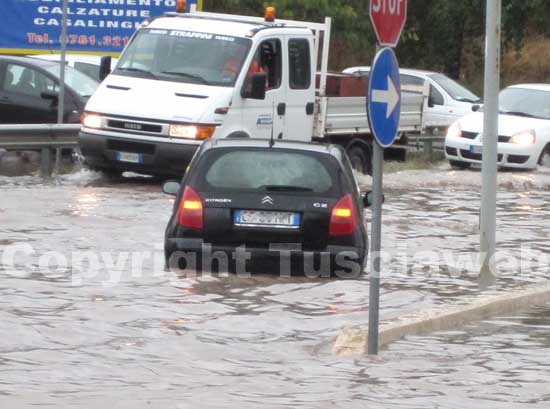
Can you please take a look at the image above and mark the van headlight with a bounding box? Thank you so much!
[81,113,102,129]
[446,122,462,139]
[510,130,536,145]
[169,125,215,140]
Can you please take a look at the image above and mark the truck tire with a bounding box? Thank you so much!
[347,145,372,176]
[449,160,471,170]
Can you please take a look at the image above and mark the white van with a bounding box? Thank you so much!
[79,9,427,176]
[343,67,481,133]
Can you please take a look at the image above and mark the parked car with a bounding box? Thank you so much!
[445,84,550,170]
[163,138,369,277]
[0,56,99,124]
[32,54,119,81]
[343,66,481,132]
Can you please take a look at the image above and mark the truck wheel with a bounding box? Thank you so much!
[347,146,372,175]
[449,160,470,170]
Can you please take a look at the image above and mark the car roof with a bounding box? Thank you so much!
[202,138,345,160]
[0,55,60,68]
[507,83,550,92]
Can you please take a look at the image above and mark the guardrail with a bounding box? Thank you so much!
[0,124,80,176]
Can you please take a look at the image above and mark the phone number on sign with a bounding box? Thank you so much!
[26,33,130,47]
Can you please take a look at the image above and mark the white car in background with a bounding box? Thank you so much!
[343,66,481,132]
[444,84,550,170]
[32,54,118,81]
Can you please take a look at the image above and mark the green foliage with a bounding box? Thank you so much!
[202,0,549,82]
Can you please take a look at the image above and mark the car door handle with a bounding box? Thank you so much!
[277,103,286,116]
[0,96,10,103]
[306,102,314,115]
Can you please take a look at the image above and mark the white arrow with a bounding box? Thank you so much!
[372,75,400,119]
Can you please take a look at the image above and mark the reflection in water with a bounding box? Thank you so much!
[0,168,550,407]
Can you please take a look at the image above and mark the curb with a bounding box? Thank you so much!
[334,282,550,356]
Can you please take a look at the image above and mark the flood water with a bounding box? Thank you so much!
[1,166,550,407]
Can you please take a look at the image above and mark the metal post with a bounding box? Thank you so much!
[40,148,52,177]
[55,0,68,173]
[480,0,501,285]
[368,141,383,354]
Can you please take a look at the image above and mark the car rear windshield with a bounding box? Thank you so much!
[195,148,340,195]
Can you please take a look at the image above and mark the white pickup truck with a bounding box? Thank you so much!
[79,8,428,176]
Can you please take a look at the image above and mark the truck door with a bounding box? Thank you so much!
[284,36,315,141]
[240,38,285,139]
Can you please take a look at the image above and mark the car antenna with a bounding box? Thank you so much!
[269,101,275,147]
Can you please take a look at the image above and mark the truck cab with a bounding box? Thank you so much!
[80,10,319,176]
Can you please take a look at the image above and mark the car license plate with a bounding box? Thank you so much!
[470,145,483,154]
[234,210,300,228]
[115,151,142,163]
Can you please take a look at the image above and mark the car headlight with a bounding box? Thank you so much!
[446,122,462,139]
[81,113,102,129]
[510,130,536,145]
[169,125,215,140]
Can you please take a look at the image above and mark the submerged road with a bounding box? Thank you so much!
[1,166,550,407]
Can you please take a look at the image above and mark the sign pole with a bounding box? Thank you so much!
[480,0,501,286]
[368,141,383,354]
[55,0,68,173]
[57,0,68,125]
[367,0,407,355]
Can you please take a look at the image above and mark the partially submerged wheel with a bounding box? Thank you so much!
[347,146,372,175]
[538,147,550,168]
[449,160,471,170]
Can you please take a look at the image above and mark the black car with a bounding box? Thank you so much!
[163,139,369,278]
[0,56,99,124]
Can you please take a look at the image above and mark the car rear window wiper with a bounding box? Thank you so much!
[261,185,314,192]
[116,67,157,79]
[160,71,209,84]
[499,110,538,118]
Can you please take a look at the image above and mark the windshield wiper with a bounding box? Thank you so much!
[160,71,209,84]
[116,67,157,79]
[499,110,538,118]
[261,185,314,192]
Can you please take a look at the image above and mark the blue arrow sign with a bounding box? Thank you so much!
[367,48,401,147]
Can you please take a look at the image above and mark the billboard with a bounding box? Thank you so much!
[0,0,202,56]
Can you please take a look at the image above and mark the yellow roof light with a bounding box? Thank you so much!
[265,7,276,22]
[176,0,187,13]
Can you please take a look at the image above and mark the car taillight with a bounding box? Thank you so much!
[329,194,357,236]
[177,186,203,229]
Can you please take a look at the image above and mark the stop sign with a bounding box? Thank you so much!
[369,0,408,47]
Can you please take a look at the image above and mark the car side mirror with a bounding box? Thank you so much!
[242,73,266,100]
[363,191,385,207]
[163,181,180,196]
[99,56,112,81]
[472,104,480,112]
[427,95,435,108]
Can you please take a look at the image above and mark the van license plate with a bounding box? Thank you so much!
[234,210,300,228]
[116,151,142,163]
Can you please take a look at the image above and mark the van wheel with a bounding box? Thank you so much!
[347,146,372,175]
[449,160,470,170]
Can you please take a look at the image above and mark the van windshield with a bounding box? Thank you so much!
[115,28,251,87]
[428,73,481,103]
